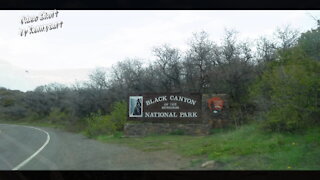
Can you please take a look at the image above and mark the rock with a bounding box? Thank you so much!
[201,160,216,168]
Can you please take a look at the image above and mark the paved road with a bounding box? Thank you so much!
[0,124,191,170]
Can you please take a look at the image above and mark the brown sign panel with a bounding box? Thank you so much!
[128,93,202,123]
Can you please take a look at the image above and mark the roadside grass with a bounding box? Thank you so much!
[96,123,320,170]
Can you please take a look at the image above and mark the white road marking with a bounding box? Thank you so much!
[7,125,51,170]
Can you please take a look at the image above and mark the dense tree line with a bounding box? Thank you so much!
[0,24,319,132]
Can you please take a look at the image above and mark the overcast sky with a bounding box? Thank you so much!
[0,10,319,92]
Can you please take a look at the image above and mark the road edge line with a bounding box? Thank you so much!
[11,125,51,170]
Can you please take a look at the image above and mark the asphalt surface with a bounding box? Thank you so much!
[0,124,191,170]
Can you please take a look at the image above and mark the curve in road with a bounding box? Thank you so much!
[0,124,192,170]
[12,125,50,170]
[0,124,51,170]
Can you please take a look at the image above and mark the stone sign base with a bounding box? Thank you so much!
[124,123,211,137]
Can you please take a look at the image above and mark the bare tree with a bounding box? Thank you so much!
[210,29,256,103]
[221,29,241,63]
[256,36,277,63]
[88,67,110,90]
[152,44,182,92]
[184,31,216,93]
[275,25,300,50]
[110,59,145,98]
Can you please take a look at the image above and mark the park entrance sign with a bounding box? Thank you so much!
[128,93,202,122]
[125,93,228,136]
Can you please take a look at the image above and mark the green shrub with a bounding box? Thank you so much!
[261,107,303,132]
[47,107,70,124]
[23,111,42,122]
[2,98,14,107]
[298,26,320,61]
[110,101,127,131]
[84,112,116,138]
[250,47,320,132]
[82,101,126,138]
